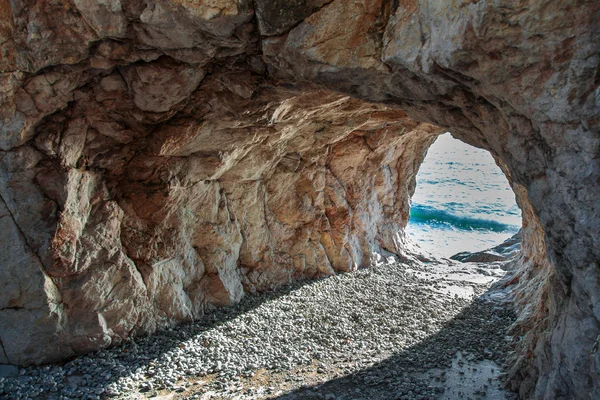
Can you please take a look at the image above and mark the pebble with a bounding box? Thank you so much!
[0,260,515,399]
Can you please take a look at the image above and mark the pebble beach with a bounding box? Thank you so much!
[1,257,517,400]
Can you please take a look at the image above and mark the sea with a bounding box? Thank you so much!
[406,133,522,258]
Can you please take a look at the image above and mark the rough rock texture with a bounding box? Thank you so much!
[260,1,600,398]
[0,1,598,399]
[1,69,441,364]
[451,231,521,263]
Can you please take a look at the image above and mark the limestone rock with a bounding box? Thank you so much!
[119,59,205,113]
[255,0,331,36]
[0,1,598,399]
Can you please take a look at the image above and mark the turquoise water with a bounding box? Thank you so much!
[406,133,521,258]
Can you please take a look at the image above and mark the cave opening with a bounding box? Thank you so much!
[406,133,522,259]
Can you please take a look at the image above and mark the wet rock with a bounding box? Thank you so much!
[451,232,522,263]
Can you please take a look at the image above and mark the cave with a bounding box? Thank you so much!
[0,0,598,399]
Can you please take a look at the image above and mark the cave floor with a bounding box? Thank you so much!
[2,258,518,400]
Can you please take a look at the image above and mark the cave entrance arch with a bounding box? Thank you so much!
[406,133,522,258]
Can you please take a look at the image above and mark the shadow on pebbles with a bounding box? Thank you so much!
[1,256,518,400]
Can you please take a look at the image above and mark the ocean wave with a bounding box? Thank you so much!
[409,204,520,233]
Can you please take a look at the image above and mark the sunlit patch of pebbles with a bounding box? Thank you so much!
[0,259,515,400]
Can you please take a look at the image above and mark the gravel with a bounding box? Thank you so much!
[0,258,516,400]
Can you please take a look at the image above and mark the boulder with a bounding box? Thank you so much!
[451,231,522,263]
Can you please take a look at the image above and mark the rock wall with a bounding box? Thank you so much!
[0,54,442,364]
[0,0,598,398]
